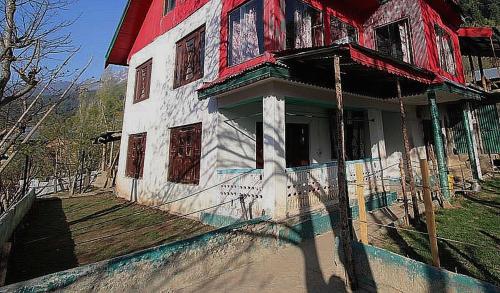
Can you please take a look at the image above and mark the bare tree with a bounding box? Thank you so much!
[0,0,75,108]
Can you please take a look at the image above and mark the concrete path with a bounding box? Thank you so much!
[163,231,357,293]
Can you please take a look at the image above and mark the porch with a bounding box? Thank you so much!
[199,44,484,221]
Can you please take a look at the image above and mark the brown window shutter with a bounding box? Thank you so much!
[134,59,152,103]
[173,25,205,89]
[167,123,202,185]
[126,133,147,179]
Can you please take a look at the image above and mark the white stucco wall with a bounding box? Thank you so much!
[115,0,222,216]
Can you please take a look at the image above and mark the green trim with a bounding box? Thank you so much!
[2,215,270,292]
[198,64,291,99]
[428,92,450,199]
[462,102,480,180]
[216,168,263,175]
[105,0,132,65]
[279,192,397,244]
[430,81,485,101]
[352,242,499,293]
[219,96,262,109]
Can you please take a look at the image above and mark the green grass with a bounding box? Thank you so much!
[381,178,500,286]
[6,193,213,284]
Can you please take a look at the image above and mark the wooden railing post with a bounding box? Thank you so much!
[355,164,368,244]
[420,159,441,268]
[399,158,410,226]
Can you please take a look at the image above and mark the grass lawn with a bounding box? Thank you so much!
[5,192,213,285]
[379,178,500,286]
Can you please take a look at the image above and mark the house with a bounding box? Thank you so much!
[105,0,498,223]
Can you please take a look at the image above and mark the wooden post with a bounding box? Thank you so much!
[397,79,420,222]
[79,150,85,194]
[355,164,368,244]
[420,159,441,268]
[21,154,29,197]
[334,55,357,289]
[399,158,410,226]
[468,55,475,84]
[478,56,488,91]
[0,242,12,286]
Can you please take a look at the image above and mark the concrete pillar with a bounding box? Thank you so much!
[463,102,483,180]
[428,91,450,199]
[262,95,287,219]
[368,109,386,159]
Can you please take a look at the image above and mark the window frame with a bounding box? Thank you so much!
[133,59,153,104]
[125,133,147,179]
[374,18,414,64]
[174,25,206,89]
[434,24,457,75]
[167,123,202,185]
[285,0,324,50]
[164,0,175,15]
[228,0,265,66]
[329,15,358,45]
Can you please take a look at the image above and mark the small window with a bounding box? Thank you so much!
[134,59,152,103]
[375,20,412,63]
[126,133,147,179]
[435,25,456,75]
[168,123,202,185]
[228,0,264,66]
[164,0,175,14]
[330,16,358,45]
[286,0,323,49]
[174,26,205,88]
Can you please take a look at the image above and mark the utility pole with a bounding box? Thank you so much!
[334,55,357,289]
[396,78,420,223]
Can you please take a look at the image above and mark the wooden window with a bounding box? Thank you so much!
[285,0,323,49]
[168,123,202,184]
[330,16,357,45]
[174,26,205,88]
[435,25,456,75]
[375,19,413,63]
[164,0,175,14]
[228,0,264,66]
[134,59,152,103]
[126,133,147,179]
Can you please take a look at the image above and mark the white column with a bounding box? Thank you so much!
[368,109,386,159]
[467,108,483,180]
[262,95,287,219]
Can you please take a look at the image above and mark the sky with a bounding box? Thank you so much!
[62,0,129,79]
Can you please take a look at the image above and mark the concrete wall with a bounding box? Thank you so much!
[115,0,222,216]
[0,189,35,249]
[3,214,497,293]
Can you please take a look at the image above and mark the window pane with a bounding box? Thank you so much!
[435,25,456,75]
[375,20,412,63]
[330,16,358,44]
[286,0,322,49]
[229,0,264,66]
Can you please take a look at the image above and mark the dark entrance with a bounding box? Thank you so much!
[255,122,310,169]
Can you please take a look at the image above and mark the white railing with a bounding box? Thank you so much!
[285,162,339,216]
[217,169,264,220]
[285,158,385,216]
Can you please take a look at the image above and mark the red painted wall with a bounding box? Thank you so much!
[122,0,465,83]
[127,0,211,63]
[420,0,465,84]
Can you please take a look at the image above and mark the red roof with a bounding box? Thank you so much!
[105,0,153,67]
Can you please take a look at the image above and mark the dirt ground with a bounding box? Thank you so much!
[5,190,212,285]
